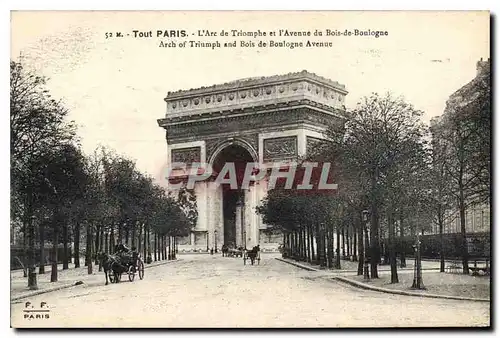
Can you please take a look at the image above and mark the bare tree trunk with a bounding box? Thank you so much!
[459,190,468,274]
[62,223,69,270]
[118,221,123,244]
[370,167,380,279]
[137,223,142,253]
[131,222,137,249]
[163,236,170,259]
[438,209,445,272]
[304,225,311,263]
[147,229,151,262]
[39,221,45,274]
[104,231,109,254]
[310,226,315,262]
[94,226,100,265]
[110,223,115,253]
[168,236,171,260]
[26,195,37,288]
[74,222,80,268]
[159,234,163,260]
[335,226,341,269]
[326,225,333,268]
[50,225,58,283]
[353,226,358,261]
[388,206,399,283]
[346,226,351,258]
[358,222,364,275]
[341,227,346,258]
[154,233,157,261]
[86,223,93,275]
[399,214,407,268]
[143,224,148,261]
[370,204,380,279]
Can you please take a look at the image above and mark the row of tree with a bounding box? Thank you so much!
[258,64,490,283]
[11,59,198,290]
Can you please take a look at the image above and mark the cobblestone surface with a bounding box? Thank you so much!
[11,254,490,328]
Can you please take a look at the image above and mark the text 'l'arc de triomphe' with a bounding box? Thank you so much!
[157,70,347,251]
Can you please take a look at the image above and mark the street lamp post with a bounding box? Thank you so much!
[411,217,426,290]
[362,210,370,280]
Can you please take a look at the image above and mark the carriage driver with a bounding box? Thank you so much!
[114,243,136,268]
[115,243,130,253]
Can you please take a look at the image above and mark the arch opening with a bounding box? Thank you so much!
[212,144,254,248]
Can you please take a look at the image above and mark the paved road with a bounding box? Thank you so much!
[11,254,490,328]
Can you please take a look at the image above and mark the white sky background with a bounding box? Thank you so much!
[10,11,490,181]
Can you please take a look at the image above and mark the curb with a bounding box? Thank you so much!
[11,283,78,302]
[276,257,490,303]
[11,259,182,302]
[275,257,319,271]
[144,258,181,269]
[275,258,439,273]
[333,276,490,303]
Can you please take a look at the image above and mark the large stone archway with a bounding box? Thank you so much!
[157,71,348,251]
[212,143,255,248]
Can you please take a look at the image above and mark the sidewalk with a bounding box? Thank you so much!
[344,271,490,300]
[276,257,490,301]
[11,259,180,301]
[278,257,441,274]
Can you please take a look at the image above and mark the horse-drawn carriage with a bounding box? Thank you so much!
[243,245,261,265]
[98,244,145,285]
[221,244,243,258]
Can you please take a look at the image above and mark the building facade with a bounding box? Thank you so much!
[157,71,347,251]
[428,57,491,237]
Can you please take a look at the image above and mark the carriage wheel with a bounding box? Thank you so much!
[137,260,145,280]
[128,265,135,282]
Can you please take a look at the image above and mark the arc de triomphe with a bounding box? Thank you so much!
[157,70,347,251]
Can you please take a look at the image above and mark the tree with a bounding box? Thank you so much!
[430,118,456,272]
[431,62,490,274]
[324,92,428,281]
[10,59,76,289]
[36,144,89,282]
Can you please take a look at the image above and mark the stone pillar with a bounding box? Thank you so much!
[246,184,258,248]
[206,181,215,249]
[190,232,195,246]
[235,201,243,247]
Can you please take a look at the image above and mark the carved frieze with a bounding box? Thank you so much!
[171,147,201,164]
[263,136,298,161]
[164,108,344,143]
[164,71,348,118]
[205,134,259,163]
[306,136,327,158]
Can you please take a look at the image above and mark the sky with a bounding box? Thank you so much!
[10,11,490,181]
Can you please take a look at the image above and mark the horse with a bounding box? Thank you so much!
[97,252,130,285]
[246,245,260,265]
[221,244,229,257]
